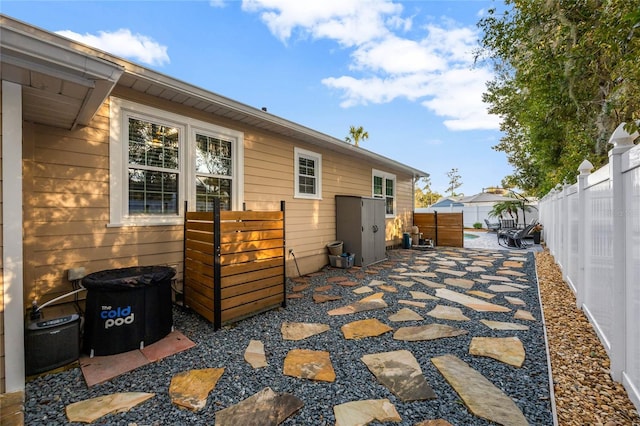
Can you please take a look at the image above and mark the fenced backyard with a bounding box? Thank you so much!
[413,212,464,247]
[538,124,640,413]
[183,200,286,329]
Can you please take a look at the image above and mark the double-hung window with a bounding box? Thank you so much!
[372,169,396,217]
[110,98,243,226]
[294,147,322,199]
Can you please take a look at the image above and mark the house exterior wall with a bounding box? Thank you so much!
[1,82,5,393]
[21,86,416,310]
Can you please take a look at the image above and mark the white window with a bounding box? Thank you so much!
[372,169,396,217]
[294,147,322,199]
[109,98,244,226]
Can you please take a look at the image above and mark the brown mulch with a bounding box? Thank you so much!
[535,248,640,426]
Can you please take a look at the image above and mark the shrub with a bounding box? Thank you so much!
[473,222,483,229]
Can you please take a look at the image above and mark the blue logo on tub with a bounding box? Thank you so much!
[100,306,135,329]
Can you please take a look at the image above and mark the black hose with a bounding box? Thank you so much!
[290,252,302,277]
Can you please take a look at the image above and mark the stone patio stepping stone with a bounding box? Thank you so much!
[281,322,330,340]
[505,282,530,289]
[287,293,303,299]
[415,420,453,426]
[480,274,512,282]
[435,268,467,277]
[394,280,415,288]
[66,392,155,423]
[313,293,342,303]
[514,309,536,321]
[427,305,470,321]
[413,277,446,289]
[469,336,525,367]
[434,260,457,267]
[314,284,333,292]
[403,272,438,278]
[361,350,436,401]
[169,368,225,411]
[488,284,523,293]
[353,286,373,294]
[508,256,528,262]
[474,278,490,284]
[435,288,510,312]
[472,261,494,267]
[399,300,427,308]
[389,308,424,322]
[480,319,529,331]
[214,387,303,426]
[465,266,486,273]
[368,279,386,286]
[503,260,524,268]
[394,324,468,341]
[467,290,495,299]
[328,276,349,282]
[328,292,388,316]
[292,284,309,292]
[410,290,438,300]
[378,284,398,293]
[431,354,528,426]
[283,349,336,382]
[338,280,359,287]
[497,269,526,277]
[444,278,475,289]
[333,399,401,426]
[504,296,525,306]
[244,340,268,368]
[341,318,393,339]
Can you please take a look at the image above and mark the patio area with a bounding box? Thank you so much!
[24,246,554,425]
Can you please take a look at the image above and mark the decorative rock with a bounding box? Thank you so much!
[214,387,304,426]
[431,354,528,425]
[281,322,330,340]
[333,399,401,426]
[469,336,525,367]
[328,292,388,316]
[313,293,342,303]
[389,308,424,322]
[361,350,436,401]
[435,288,511,312]
[480,319,529,331]
[244,340,268,368]
[341,318,393,339]
[394,324,468,341]
[427,305,470,321]
[169,368,225,411]
[444,278,475,289]
[66,392,155,423]
[353,286,374,294]
[514,309,536,321]
[283,349,336,382]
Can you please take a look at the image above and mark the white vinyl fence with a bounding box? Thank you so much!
[538,123,640,413]
[417,204,538,229]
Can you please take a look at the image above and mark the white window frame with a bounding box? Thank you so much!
[372,169,396,218]
[294,147,322,200]
[109,97,244,226]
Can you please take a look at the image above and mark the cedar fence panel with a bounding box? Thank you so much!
[413,212,464,248]
[183,199,286,329]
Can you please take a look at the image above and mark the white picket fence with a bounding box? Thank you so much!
[538,123,640,413]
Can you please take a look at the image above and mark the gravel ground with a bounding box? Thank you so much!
[535,249,640,426]
[25,248,554,425]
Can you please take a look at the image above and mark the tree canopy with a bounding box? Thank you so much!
[446,168,463,196]
[345,125,369,147]
[477,1,640,196]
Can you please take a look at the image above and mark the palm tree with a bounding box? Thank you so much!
[345,125,369,147]
[488,200,532,225]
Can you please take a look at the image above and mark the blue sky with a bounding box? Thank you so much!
[2,0,511,198]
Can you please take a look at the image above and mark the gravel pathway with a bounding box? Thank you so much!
[25,248,554,425]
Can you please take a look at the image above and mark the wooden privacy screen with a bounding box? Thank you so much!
[413,212,464,248]
[183,200,286,330]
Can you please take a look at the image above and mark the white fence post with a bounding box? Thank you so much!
[607,124,635,381]
[575,160,593,309]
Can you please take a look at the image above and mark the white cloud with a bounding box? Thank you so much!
[56,29,170,67]
[242,0,500,131]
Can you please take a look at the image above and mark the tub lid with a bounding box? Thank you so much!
[82,266,176,289]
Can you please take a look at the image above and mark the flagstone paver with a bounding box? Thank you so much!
[431,354,529,425]
[283,349,336,382]
[353,286,373,294]
[313,293,342,303]
[466,290,495,299]
[497,269,526,277]
[378,284,398,293]
[427,305,470,321]
[435,268,467,277]
[328,292,388,316]
[214,387,303,426]
[480,319,530,331]
[393,324,468,341]
[480,274,513,282]
[292,284,309,292]
[169,368,225,411]
[504,296,526,306]
[435,288,511,312]
[389,308,424,322]
[244,340,268,369]
[415,420,454,426]
[314,284,333,292]
[413,277,446,288]
[409,290,438,300]
[399,300,427,308]
[469,336,525,367]
[66,392,155,423]
[393,280,415,288]
[361,350,436,401]
[341,318,393,339]
[333,399,401,426]
[443,277,475,289]
[515,309,536,321]
[488,284,523,293]
[281,322,330,340]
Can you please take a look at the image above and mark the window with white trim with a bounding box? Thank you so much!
[109,98,244,226]
[294,147,322,199]
[372,169,395,217]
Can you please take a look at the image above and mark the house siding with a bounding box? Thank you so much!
[21,87,416,310]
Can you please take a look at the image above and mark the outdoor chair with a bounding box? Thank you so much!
[499,219,516,230]
[484,219,501,232]
[497,222,538,249]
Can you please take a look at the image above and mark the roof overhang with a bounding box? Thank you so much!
[0,14,428,178]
